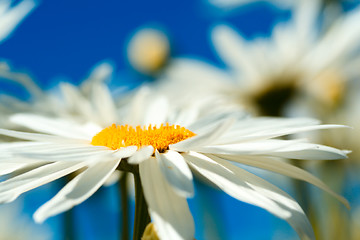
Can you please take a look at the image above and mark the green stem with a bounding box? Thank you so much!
[290,160,309,212]
[120,172,129,240]
[132,170,151,240]
[64,176,76,240]
[64,208,74,240]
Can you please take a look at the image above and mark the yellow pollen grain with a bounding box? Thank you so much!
[91,123,196,152]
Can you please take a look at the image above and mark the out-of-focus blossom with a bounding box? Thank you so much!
[208,0,293,9]
[211,0,360,116]
[0,89,350,240]
[127,28,170,75]
[0,0,37,43]
[207,0,356,11]
[156,0,360,117]
[0,201,51,240]
[0,61,117,129]
[145,58,236,109]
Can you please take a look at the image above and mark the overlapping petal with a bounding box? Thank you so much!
[34,159,120,223]
[140,158,195,240]
[156,150,194,198]
[185,152,315,240]
[0,161,87,204]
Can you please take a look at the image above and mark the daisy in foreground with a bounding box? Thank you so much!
[0,94,350,240]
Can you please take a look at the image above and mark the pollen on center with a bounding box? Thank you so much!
[91,123,196,152]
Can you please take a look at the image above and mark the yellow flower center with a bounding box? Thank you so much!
[91,123,196,152]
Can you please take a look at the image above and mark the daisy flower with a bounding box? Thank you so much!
[0,91,349,240]
[156,0,360,117]
[0,61,117,130]
[211,0,360,115]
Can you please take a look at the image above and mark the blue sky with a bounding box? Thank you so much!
[0,0,286,88]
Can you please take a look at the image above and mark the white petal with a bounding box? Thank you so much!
[10,114,96,139]
[81,61,113,86]
[212,25,260,81]
[0,141,52,151]
[103,170,122,187]
[193,139,304,155]
[306,6,360,74]
[215,117,321,144]
[213,154,349,208]
[125,87,150,125]
[159,58,233,106]
[185,152,315,240]
[194,139,348,160]
[143,96,169,126]
[0,143,106,162]
[127,146,153,164]
[139,158,194,240]
[14,147,114,162]
[0,142,104,154]
[187,111,241,133]
[90,83,118,126]
[0,162,29,175]
[222,124,349,143]
[0,0,37,43]
[185,152,290,217]
[0,161,87,203]
[127,87,169,126]
[170,117,234,152]
[60,82,96,121]
[34,159,120,223]
[290,0,320,52]
[156,150,194,197]
[0,128,88,144]
[213,155,315,240]
[112,146,138,159]
[268,142,348,160]
[166,105,199,127]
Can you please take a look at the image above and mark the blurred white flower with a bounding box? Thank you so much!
[208,0,293,9]
[0,0,37,43]
[207,0,357,11]
[211,0,360,114]
[0,201,50,240]
[0,61,118,129]
[127,27,170,75]
[157,0,360,117]
[0,90,350,240]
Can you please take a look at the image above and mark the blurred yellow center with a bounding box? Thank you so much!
[91,123,195,152]
[313,69,345,106]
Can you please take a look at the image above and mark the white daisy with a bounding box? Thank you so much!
[0,92,349,240]
[0,61,117,130]
[212,0,360,114]
[156,0,360,116]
